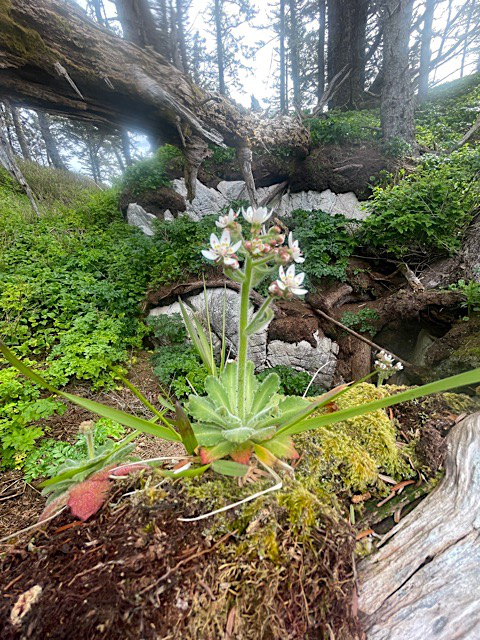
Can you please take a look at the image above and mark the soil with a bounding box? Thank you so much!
[119,185,186,217]
[0,486,214,640]
[0,353,184,539]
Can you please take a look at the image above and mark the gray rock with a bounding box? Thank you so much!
[172,179,228,221]
[266,333,339,388]
[187,288,268,368]
[126,203,157,236]
[275,188,367,221]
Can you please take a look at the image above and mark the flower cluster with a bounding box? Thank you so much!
[201,206,308,300]
[374,350,403,385]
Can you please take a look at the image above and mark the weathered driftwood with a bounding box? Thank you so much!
[359,412,480,640]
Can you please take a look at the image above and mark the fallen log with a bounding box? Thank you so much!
[359,411,480,640]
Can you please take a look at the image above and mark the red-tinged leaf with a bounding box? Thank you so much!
[253,444,278,467]
[199,441,235,464]
[67,478,111,521]
[109,463,150,477]
[261,436,299,460]
[230,442,253,465]
[38,491,70,523]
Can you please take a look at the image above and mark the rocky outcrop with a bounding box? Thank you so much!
[126,203,157,236]
[149,287,339,387]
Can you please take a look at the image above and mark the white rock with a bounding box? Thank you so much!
[266,332,339,388]
[126,203,157,236]
[172,179,228,221]
[276,189,367,221]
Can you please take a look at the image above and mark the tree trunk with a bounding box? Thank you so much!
[5,99,31,160]
[37,111,67,170]
[327,0,369,109]
[214,0,226,95]
[380,0,415,145]
[288,0,301,108]
[418,0,436,102]
[169,0,184,72]
[359,412,480,640]
[0,0,308,163]
[317,0,326,102]
[88,0,106,26]
[279,0,287,114]
[121,129,132,166]
[0,127,39,215]
[176,0,189,75]
[113,0,164,54]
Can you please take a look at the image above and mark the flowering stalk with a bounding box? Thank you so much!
[237,255,254,420]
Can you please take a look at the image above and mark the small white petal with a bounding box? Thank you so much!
[286,264,296,279]
[202,249,218,261]
[220,228,231,245]
[230,240,242,254]
[292,287,308,296]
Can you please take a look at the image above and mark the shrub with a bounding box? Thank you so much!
[306,110,381,147]
[0,364,65,469]
[289,209,357,283]
[340,309,380,336]
[120,145,183,197]
[361,147,480,259]
[257,365,325,397]
[146,313,187,346]
[149,215,216,285]
[151,344,209,399]
[449,279,480,317]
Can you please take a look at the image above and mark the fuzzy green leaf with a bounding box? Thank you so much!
[211,460,249,477]
[222,426,255,443]
[249,372,280,416]
[189,395,226,427]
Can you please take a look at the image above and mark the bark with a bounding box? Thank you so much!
[0,127,39,215]
[288,0,301,109]
[176,0,189,75]
[5,99,31,160]
[327,0,369,109]
[113,0,164,54]
[36,111,67,170]
[279,0,287,114]
[0,0,308,161]
[214,0,226,95]
[359,412,480,640]
[380,0,415,145]
[169,0,183,72]
[317,0,326,102]
[418,0,436,102]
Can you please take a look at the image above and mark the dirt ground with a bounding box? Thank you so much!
[0,353,184,539]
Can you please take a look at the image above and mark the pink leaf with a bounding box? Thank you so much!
[67,478,111,521]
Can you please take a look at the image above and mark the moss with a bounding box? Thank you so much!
[0,0,50,63]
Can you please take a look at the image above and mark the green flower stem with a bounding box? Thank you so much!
[85,430,95,460]
[237,256,254,419]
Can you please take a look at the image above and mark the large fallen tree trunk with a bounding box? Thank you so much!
[0,0,308,163]
[359,411,480,640]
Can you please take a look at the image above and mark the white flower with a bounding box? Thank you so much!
[242,206,272,225]
[201,229,242,268]
[216,208,238,229]
[374,350,403,373]
[276,265,308,296]
[288,232,305,263]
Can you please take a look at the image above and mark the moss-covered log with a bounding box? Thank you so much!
[0,0,308,157]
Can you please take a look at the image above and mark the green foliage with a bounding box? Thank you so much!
[22,418,126,482]
[0,364,65,469]
[416,73,480,149]
[18,159,96,208]
[146,313,187,346]
[151,344,209,398]
[289,209,357,282]
[449,279,480,316]
[149,215,216,285]
[46,312,141,388]
[340,308,380,336]
[361,147,480,259]
[306,110,381,146]
[120,145,183,197]
[257,365,324,397]
[203,145,237,173]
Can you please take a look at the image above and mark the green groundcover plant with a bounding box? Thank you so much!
[3,206,480,520]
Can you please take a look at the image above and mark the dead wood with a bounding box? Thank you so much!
[359,411,480,640]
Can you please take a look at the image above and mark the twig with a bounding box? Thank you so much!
[0,507,67,544]
[311,306,412,368]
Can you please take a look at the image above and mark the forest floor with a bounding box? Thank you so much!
[0,353,183,538]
